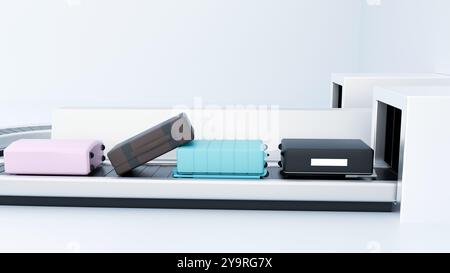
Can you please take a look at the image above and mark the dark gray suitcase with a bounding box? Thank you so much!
[278,139,374,178]
[107,113,194,176]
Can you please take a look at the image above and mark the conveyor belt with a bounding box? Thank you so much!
[0,125,397,181]
[0,125,398,212]
[0,161,398,211]
[0,125,51,135]
[0,125,52,157]
[0,162,396,181]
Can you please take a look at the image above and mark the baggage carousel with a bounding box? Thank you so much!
[0,125,398,212]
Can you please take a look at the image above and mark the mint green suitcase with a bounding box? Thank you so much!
[173,140,268,179]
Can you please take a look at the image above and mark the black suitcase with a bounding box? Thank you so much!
[278,139,374,178]
[108,113,194,176]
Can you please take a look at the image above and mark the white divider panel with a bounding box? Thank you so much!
[331,73,450,108]
[52,108,372,161]
[373,86,450,223]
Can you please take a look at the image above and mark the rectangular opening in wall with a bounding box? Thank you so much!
[375,102,402,175]
[384,105,402,173]
[332,83,343,108]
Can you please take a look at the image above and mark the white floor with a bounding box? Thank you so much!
[1,206,449,252]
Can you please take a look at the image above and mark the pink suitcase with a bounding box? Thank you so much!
[4,139,105,175]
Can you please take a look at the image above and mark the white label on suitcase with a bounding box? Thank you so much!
[311,159,348,167]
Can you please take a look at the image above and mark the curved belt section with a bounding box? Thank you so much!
[0,125,52,157]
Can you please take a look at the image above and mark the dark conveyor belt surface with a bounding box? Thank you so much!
[0,163,397,181]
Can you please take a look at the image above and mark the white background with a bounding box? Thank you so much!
[1,0,363,126]
[359,0,448,73]
[2,0,450,126]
